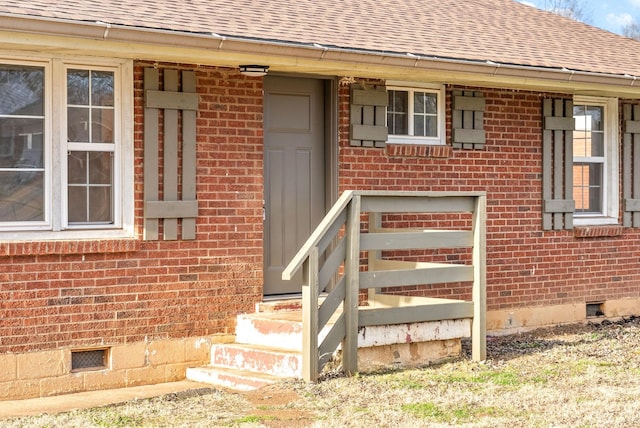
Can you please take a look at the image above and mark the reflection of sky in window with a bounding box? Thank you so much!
[574,106,602,131]
[574,115,590,131]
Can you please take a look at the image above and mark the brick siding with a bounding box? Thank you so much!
[2,66,640,357]
[0,64,264,354]
[339,81,640,311]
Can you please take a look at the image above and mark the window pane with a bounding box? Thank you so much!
[422,92,437,114]
[0,118,44,168]
[0,64,45,225]
[67,69,90,105]
[414,92,424,114]
[413,92,438,137]
[573,163,602,213]
[89,186,112,222]
[387,90,408,135]
[89,151,112,184]
[0,65,44,116]
[390,90,407,112]
[68,151,113,224]
[573,105,604,157]
[92,108,114,144]
[68,151,88,184]
[590,132,604,157]
[586,106,602,130]
[68,107,90,142]
[67,186,87,223]
[425,116,438,137]
[91,71,114,107]
[0,171,44,221]
[67,70,115,144]
[414,115,424,136]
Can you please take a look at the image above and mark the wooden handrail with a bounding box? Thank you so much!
[282,190,354,281]
[282,190,486,382]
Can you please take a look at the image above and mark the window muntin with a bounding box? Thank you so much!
[66,69,115,226]
[387,90,408,135]
[572,97,618,225]
[573,104,604,214]
[386,84,445,145]
[0,57,132,238]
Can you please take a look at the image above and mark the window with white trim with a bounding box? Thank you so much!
[0,57,133,239]
[386,83,445,145]
[572,96,618,225]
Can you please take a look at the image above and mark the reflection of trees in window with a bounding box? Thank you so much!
[0,66,44,115]
[0,65,45,222]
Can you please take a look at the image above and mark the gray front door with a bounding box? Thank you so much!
[263,76,325,296]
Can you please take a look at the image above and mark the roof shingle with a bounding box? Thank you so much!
[1,0,639,77]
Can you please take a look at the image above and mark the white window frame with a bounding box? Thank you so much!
[386,81,446,145]
[0,54,134,241]
[572,96,619,226]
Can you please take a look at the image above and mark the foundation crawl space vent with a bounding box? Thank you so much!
[71,349,109,371]
[586,303,604,318]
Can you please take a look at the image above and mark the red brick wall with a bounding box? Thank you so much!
[3,66,640,357]
[0,64,265,354]
[339,81,640,311]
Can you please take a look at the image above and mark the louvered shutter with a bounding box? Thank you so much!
[542,98,575,230]
[350,85,388,147]
[623,104,640,227]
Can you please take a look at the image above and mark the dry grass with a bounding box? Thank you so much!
[3,317,640,427]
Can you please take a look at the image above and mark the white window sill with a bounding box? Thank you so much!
[387,136,445,146]
[0,230,139,256]
[0,229,134,243]
[573,216,619,227]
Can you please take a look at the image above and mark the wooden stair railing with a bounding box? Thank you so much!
[282,191,486,382]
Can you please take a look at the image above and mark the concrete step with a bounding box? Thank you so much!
[255,298,303,313]
[210,343,302,378]
[185,366,281,391]
[236,309,340,352]
[235,311,303,351]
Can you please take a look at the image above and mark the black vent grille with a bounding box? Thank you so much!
[71,349,108,371]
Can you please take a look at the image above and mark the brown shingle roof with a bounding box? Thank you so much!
[1,0,639,77]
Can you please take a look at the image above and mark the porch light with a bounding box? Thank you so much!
[239,65,269,77]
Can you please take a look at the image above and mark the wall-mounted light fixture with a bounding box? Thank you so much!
[239,65,269,77]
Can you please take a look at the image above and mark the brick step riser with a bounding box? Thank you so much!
[210,344,302,378]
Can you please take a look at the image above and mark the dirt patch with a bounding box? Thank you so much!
[242,384,316,428]
[4,316,640,427]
